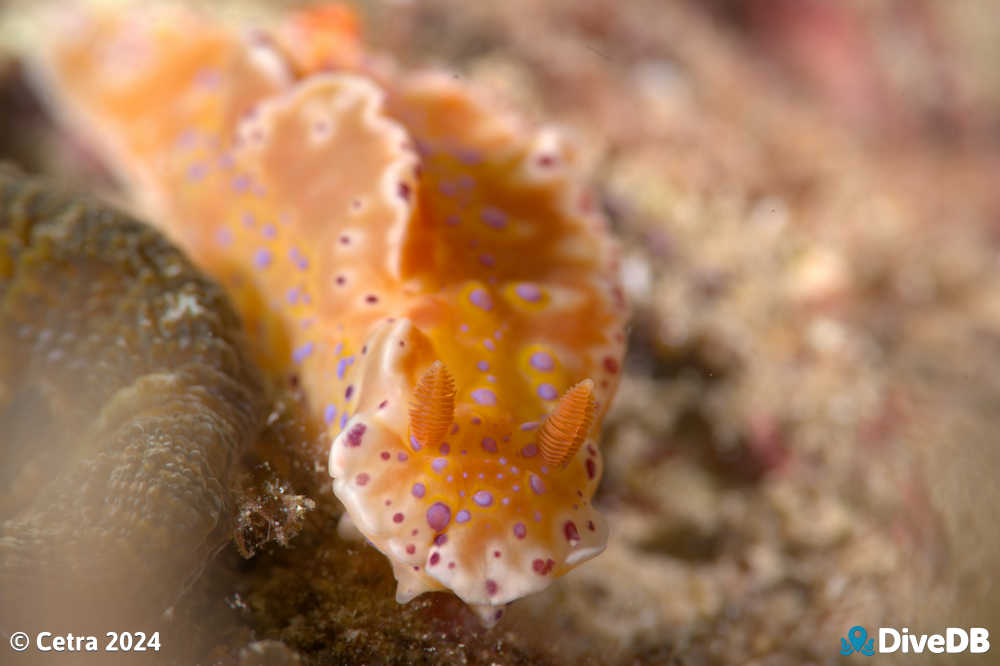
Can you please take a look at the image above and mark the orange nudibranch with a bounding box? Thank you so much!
[30,3,628,625]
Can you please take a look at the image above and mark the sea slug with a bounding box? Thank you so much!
[29,3,628,624]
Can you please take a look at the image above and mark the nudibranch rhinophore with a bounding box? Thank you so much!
[29,3,628,624]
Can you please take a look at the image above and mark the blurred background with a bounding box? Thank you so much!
[1,1,999,664]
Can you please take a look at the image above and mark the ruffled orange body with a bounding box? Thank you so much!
[31,3,628,624]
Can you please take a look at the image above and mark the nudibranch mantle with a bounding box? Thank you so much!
[28,3,628,624]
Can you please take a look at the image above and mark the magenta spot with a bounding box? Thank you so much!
[451,424,460,435]
[530,351,555,371]
[355,473,369,486]
[398,181,411,200]
[515,283,542,303]
[292,341,314,363]
[473,491,493,507]
[439,442,451,455]
[434,534,447,546]
[336,275,346,286]
[411,483,426,498]
[346,423,366,447]
[253,249,273,269]
[406,544,415,555]
[324,404,337,424]
[398,452,409,462]
[564,521,580,545]
[586,458,596,480]
[468,288,493,311]
[380,451,390,461]
[520,443,538,457]
[481,436,498,453]
[365,294,379,304]
[432,458,447,473]
[456,510,471,523]
[485,579,498,596]
[537,383,558,400]
[532,558,555,575]
[345,385,354,400]
[513,523,527,539]
[379,400,389,409]
[471,389,497,406]
[477,360,490,372]
[448,562,455,569]
[588,520,596,531]
[430,552,440,566]
[426,502,452,531]
[603,356,620,374]
[530,474,546,494]
[339,234,350,245]
[493,550,501,558]
[393,513,404,523]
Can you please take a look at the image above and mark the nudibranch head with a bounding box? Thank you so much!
[329,319,609,623]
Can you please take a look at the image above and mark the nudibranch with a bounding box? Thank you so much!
[29,3,628,624]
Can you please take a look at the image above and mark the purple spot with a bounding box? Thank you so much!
[365,294,379,304]
[241,212,255,228]
[434,534,448,546]
[339,412,348,430]
[516,283,542,303]
[289,247,309,270]
[477,360,490,372]
[484,339,496,351]
[457,149,483,166]
[324,404,337,424]
[410,434,422,451]
[217,153,234,169]
[459,324,469,333]
[393,513,404,523]
[456,510,471,523]
[530,474,546,494]
[510,466,519,474]
[468,288,493,311]
[473,491,493,507]
[254,249,273,269]
[262,224,277,238]
[286,287,300,304]
[520,422,539,432]
[426,502,452,531]
[216,228,233,246]
[438,180,458,197]
[411,483,426,498]
[471,389,497,406]
[355,473,369,486]
[194,67,222,89]
[479,254,495,268]
[337,356,355,380]
[186,163,207,182]
[499,457,507,465]
[292,342,314,363]
[346,423,366,447]
[481,437,498,453]
[232,174,251,192]
[439,442,451,455]
[445,214,460,226]
[530,351,555,371]
[345,385,354,400]
[397,452,409,462]
[398,181,411,200]
[480,207,508,230]
[432,458,448,473]
[537,383,558,400]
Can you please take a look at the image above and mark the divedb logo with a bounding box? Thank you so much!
[840,625,990,656]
